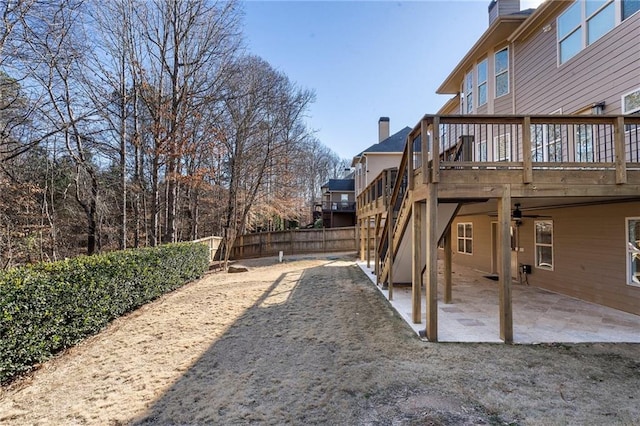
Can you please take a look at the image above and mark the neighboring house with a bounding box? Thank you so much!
[352,117,411,197]
[320,176,356,228]
[357,0,640,342]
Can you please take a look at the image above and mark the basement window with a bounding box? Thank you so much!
[626,218,640,286]
[457,223,473,255]
[535,220,554,271]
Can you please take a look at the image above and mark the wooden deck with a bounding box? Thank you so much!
[357,114,640,343]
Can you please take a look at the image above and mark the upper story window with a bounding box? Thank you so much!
[495,47,509,98]
[465,71,473,113]
[623,0,640,19]
[622,87,640,114]
[477,59,488,107]
[558,0,639,65]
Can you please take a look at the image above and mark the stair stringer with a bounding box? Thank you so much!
[390,202,461,284]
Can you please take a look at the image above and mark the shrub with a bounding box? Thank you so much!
[0,242,209,384]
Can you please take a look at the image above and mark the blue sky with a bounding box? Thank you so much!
[242,0,543,159]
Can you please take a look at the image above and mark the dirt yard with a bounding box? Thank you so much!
[1,252,639,425]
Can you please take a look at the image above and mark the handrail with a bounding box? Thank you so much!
[377,136,411,268]
[359,113,640,284]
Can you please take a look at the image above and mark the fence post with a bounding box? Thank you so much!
[290,229,294,254]
[323,227,326,252]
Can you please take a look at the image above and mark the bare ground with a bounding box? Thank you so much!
[1,252,639,425]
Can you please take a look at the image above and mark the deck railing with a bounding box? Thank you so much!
[411,115,640,184]
[357,114,640,283]
[320,201,356,211]
[360,115,640,213]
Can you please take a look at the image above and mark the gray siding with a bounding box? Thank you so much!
[514,11,640,114]
[494,92,513,114]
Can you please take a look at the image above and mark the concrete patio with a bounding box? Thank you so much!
[356,260,640,343]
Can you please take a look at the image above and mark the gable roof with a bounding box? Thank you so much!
[354,126,411,158]
[321,178,355,192]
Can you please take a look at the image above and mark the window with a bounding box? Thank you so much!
[465,71,473,114]
[557,0,636,65]
[535,220,553,270]
[622,87,640,114]
[576,124,594,161]
[457,223,473,254]
[627,218,640,286]
[477,140,487,162]
[494,133,511,161]
[531,124,563,162]
[623,0,640,20]
[495,48,509,97]
[477,59,487,107]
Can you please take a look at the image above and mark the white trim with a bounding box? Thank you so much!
[457,222,473,255]
[494,47,509,98]
[622,87,640,115]
[534,220,554,271]
[557,0,624,66]
[477,58,488,107]
[626,217,640,287]
[494,133,511,162]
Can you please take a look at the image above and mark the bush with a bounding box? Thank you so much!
[0,242,209,384]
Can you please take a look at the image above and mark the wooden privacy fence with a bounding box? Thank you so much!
[232,227,357,259]
[193,236,223,263]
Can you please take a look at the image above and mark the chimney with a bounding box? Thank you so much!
[378,117,390,142]
[488,0,520,25]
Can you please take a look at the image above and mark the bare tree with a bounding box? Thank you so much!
[218,55,315,267]
[134,0,240,245]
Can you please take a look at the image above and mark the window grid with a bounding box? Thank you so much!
[477,59,487,107]
[465,71,473,114]
[495,47,509,98]
[557,0,637,65]
[457,223,473,255]
[535,220,554,271]
[622,87,640,114]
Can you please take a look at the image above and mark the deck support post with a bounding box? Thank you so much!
[498,187,513,343]
[374,214,380,284]
[366,216,371,268]
[412,198,422,323]
[444,229,452,304]
[425,183,438,341]
[359,219,365,261]
[387,198,394,301]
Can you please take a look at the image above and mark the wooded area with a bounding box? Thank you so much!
[0,0,348,268]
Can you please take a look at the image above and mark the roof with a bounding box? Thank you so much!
[321,179,355,192]
[508,1,571,42]
[353,126,412,159]
[436,9,535,94]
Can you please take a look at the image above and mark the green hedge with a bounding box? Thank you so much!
[0,242,209,384]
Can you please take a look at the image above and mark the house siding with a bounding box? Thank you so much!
[365,153,402,188]
[448,201,640,316]
[450,215,494,273]
[514,10,640,114]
